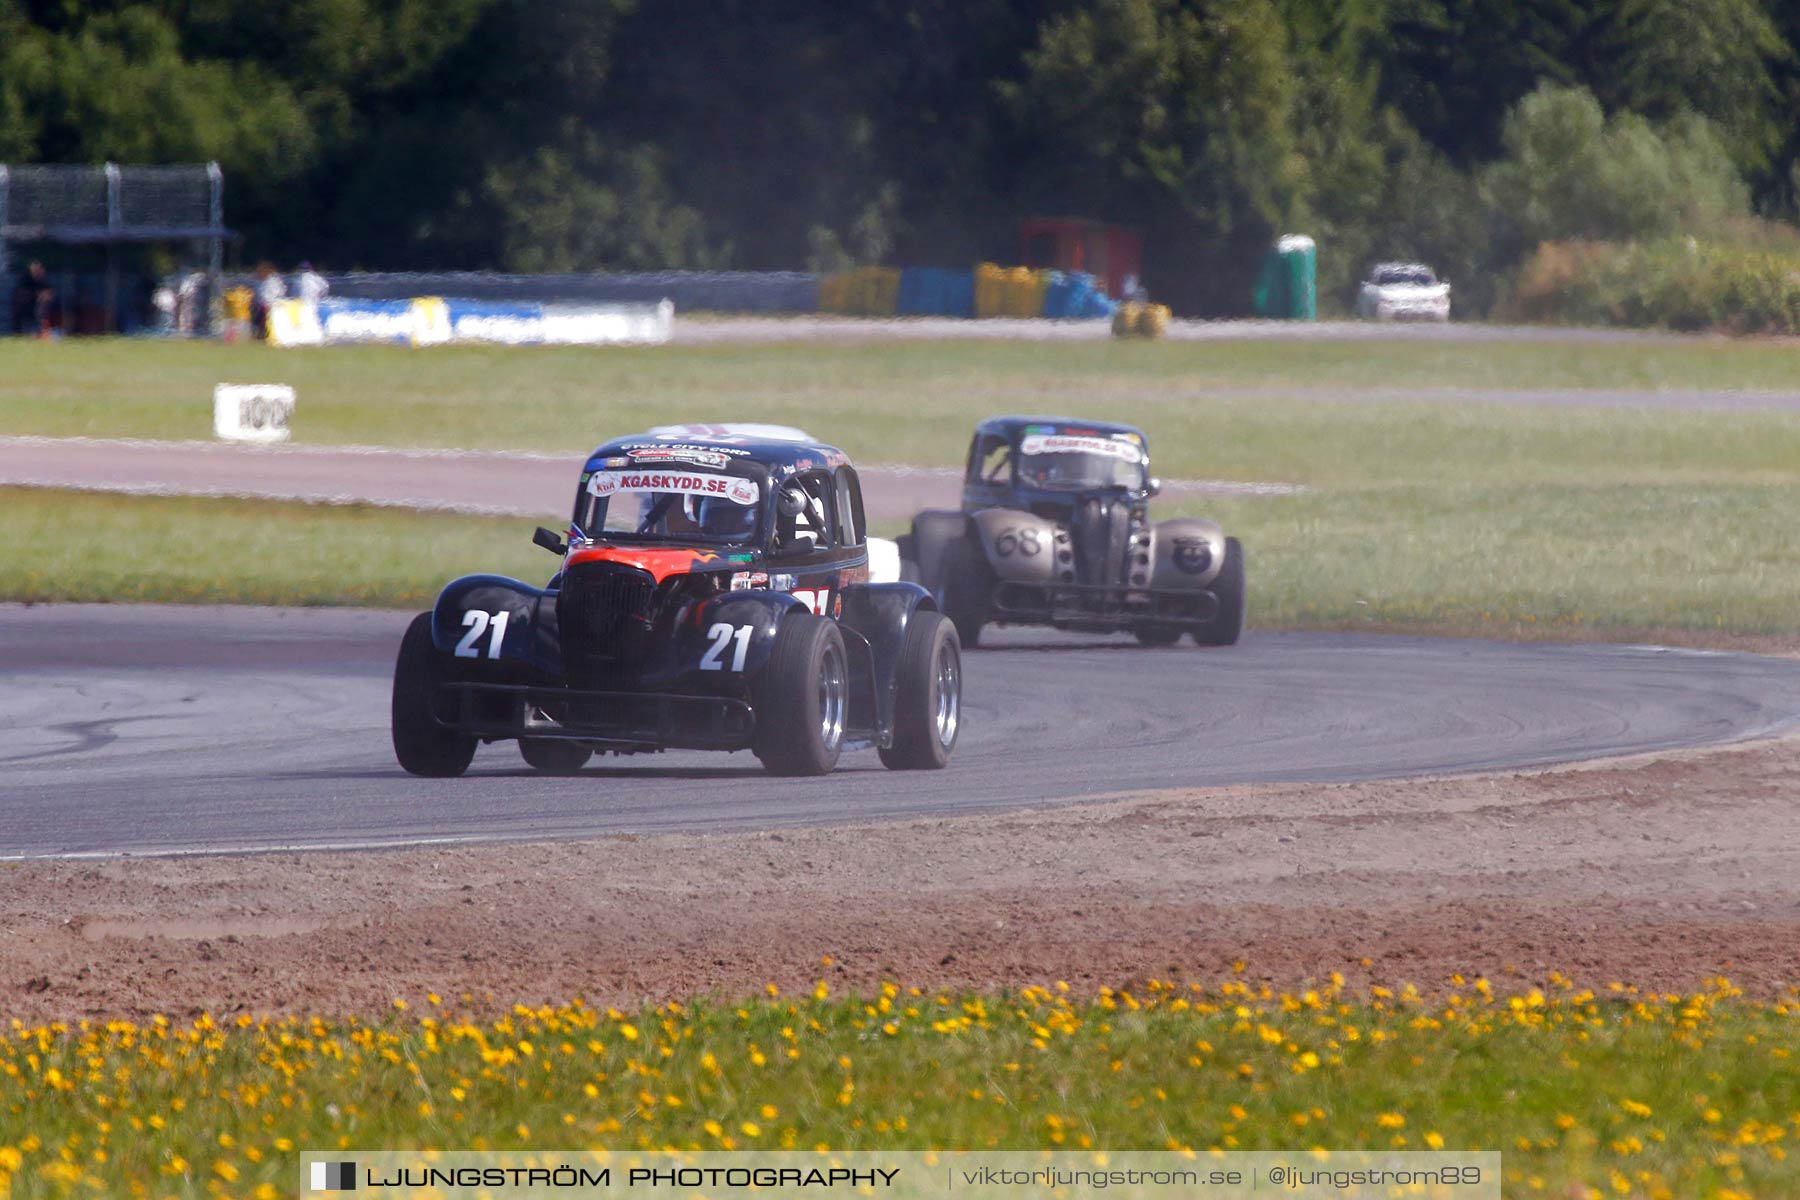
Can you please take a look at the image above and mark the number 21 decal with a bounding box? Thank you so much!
[699,622,753,672]
[792,588,830,616]
[454,609,511,658]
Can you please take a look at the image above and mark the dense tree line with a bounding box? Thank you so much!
[3,0,1795,313]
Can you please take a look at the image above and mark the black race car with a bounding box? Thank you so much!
[392,430,961,777]
[899,416,1245,647]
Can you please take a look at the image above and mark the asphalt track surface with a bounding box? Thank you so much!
[7,604,1800,859]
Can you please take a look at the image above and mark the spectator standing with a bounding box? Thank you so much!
[10,261,56,337]
[295,262,330,305]
[251,261,286,340]
[176,269,212,336]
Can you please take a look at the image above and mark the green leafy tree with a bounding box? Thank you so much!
[1361,114,1497,312]
[1480,83,1749,254]
[483,135,714,273]
[1277,0,1391,306]
[1001,0,1306,311]
[1607,0,1787,172]
[0,8,313,184]
[1381,0,1613,164]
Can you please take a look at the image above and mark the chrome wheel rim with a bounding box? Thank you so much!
[818,642,846,753]
[933,641,960,748]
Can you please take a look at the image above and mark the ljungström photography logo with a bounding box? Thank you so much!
[310,1160,357,1191]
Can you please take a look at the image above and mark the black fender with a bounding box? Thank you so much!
[432,575,561,675]
[681,590,810,681]
[838,580,937,745]
[907,509,971,596]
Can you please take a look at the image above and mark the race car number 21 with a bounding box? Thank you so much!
[700,622,753,672]
[454,609,511,658]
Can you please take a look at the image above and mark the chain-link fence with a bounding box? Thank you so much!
[2,163,227,333]
[0,163,223,242]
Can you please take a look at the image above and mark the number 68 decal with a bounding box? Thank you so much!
[454,609,512,658]
[699,622,753,672]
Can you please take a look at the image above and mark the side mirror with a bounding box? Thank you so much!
[532,526,567,556]
[1145,477,1162,497]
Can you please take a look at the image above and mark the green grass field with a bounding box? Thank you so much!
[11,484,1800,640]
[2,980,1793,1198]
[0,488,550,608]
[6,336,1800,639]
[6,336,1800,483]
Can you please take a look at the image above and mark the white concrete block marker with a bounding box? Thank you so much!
[214,384,295,443]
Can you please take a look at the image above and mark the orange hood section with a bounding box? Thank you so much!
[565,544,730,584]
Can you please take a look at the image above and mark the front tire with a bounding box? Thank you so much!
[753,615,848,776]
[519,739,592,774]
[939,535,991,648]
[392,612,477,777]
[1192,537,1245,646]
[879,611,961,770]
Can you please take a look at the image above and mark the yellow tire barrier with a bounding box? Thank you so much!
[819,266,901,316]
[1112,302,1169,339]
[1112,302,1141,337]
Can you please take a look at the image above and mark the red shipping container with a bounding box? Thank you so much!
[1020,217,1143,300]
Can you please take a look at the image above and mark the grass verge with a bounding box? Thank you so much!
[9,338,1800,489]
[1203,482,1800,640]
[10,485,1800,643]
[1,979,1793,1198]
[0,488,550,609]
[10,337,1800,638]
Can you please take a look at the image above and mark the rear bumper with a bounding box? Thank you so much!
[989,580,1219,630]
[435,682,754,751]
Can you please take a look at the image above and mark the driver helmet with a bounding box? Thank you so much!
[697,496,757,539]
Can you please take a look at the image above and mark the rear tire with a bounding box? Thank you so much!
[753,615,848,776]
[519,739,592,775]
[392,612,477,777]
[939,535,990,648]
[1133,625,1182,647]
[1192,537,1245,647]
[878,611,961,770]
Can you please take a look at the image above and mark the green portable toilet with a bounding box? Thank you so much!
[1251,234,1316,319]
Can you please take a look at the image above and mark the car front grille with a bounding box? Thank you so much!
[557,563,657,670]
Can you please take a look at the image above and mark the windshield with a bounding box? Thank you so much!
[1015,432,1146,491]
[1374,266,1435,286]
[574,468,764,546]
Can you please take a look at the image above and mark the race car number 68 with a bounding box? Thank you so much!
[454,609,511,658]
